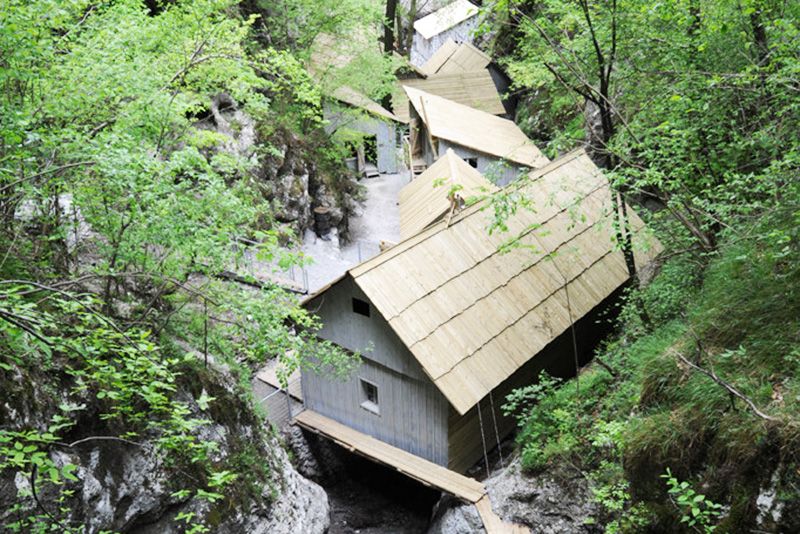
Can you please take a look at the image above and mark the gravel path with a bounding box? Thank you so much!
[298,171,409,292]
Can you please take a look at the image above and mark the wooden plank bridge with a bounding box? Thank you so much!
[294,410,528,533]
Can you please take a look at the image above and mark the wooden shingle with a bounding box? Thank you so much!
[405,86,550,168]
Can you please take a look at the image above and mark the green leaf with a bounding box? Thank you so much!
[48,467,60,483]
[62,464,79,482]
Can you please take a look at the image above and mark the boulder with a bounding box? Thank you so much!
[427,455,600,534]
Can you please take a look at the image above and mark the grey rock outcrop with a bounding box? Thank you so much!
[207,92,257,158]
[195,94,353,240]
[485,456,598,532]
[427,456,599,534]
[132,439,329,534]
[0,360,329,534]
[284,425,347,484]
[428,495,485,534]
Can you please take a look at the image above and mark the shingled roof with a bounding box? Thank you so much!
[405,86,549,168]
[393,70,505,123]
[413,0,479,40]
[305,150,662,414]
[420,39,491,76]
[399,149,498,239]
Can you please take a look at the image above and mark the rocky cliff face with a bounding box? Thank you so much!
[195,93,353,242]
[428,455,600,534]
[0,359,329,533]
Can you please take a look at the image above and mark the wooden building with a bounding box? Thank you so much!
[411,0,479,67]
[405,86,549,185]
[323,87,402,175]
[310,33,403,174]
[392,69,505,123]
[398,148,497,239]
[419,39,516,116]
[301,150,662,473]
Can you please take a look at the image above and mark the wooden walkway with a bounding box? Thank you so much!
[475,495,530,534]
[294,410,529,533]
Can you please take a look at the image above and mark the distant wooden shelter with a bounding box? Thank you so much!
[392,69,505,123]
[310,33,403,174]
[301,150,662,473]
[405,86,549,185]
[323,88,403,175]
[419,39,489,75]
[411,0,480,67]
[420,39,516,116]
[398,148,497,239]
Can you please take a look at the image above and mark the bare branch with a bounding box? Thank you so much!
[59,436,147,449]
[671,348,780,423]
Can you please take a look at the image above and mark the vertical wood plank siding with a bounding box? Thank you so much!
[438,140,527,187]
[304,276,450,465]
[303,357,449,465]
[411,18,479,67]
[323,106,400,174]
[310,277,426,380]
[447,336,569,473]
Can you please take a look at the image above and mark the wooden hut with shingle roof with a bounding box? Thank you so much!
[392,69,506,123]
[405,86,549,185]
[419,39,516,115]
[411,0,480,66]
[300,150,662,472]
[309,33,403,174]
[398,149,497,239]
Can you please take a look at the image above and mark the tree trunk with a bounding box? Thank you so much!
[382,0,398,110]
[405,0,417,55]
[384,0,398,55]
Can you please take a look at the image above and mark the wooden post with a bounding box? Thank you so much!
[418,96,437,158]
[203,298,208,368]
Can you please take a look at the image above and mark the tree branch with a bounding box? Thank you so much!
[671,348,780,422]
[59,436,146,449]
[30,465,69,531]
[0,161,94,195]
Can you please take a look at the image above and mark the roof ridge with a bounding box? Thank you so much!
[403,86,547,167]
[431,43,458,76]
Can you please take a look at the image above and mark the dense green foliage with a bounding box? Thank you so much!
[487,1,800,531]
[507,214,800,530]
[1,0,798,531]
[0,0,370,531]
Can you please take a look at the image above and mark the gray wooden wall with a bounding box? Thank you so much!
[411,17,479,67]
[448,287,625,473]
[447,333,573,473]
[324,105,400,174]
[303,276,449,465]
[418,136,527,187]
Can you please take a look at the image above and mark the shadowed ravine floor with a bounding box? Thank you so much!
[323,453,441,533]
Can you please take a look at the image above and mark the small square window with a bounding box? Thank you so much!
[466,157,478,168]
[359,378,380,415]
[352,297,370,317]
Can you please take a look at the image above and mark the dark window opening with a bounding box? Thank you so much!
[360,378,380,414]
[466,157,478,168]
[363,135,378,165]
[352,297,371,317]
